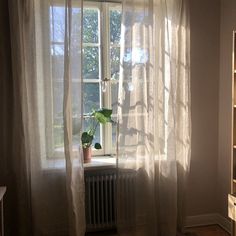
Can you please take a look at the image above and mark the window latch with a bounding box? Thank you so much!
[101,77,110,92]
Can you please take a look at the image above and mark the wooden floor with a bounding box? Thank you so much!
[86,225,230,236]
[186,225,230,236]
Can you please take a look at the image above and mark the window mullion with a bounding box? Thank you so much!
[102,3,112,155]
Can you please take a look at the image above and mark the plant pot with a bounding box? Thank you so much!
[83,147,92,163]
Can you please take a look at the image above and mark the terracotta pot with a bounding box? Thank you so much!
[83,147,92,163]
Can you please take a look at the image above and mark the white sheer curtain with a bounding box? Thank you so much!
[117,0,190,235]
[8,0,85,235]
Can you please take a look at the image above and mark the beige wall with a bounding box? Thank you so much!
[0,0,232,228]
[218,0,236,218]
[186,0,221,216]
[187,0,236,220]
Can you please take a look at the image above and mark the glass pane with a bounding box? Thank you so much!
[83,119,101,146]
[83,8,99,43]
[84,83,100,114]
[71,7,82,79]
[53,80,64,148]
[83,46,99,79]
[71,50,81,79]
[72,8,81,39]
[110,9,121,44]
[50,6,65,42]
[72,116,81,145]
[51,44,64,79]
[110,47,120,80]
[112,122,117,148]
[54,124,64,149]
[111,82,118,114]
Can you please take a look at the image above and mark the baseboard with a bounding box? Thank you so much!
[184,213,231,233]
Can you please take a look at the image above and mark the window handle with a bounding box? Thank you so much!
[101,77,110,92]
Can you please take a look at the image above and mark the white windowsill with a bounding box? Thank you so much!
[42,155,116,171]
[84,156,116,171]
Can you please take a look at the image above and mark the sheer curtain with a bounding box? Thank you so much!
[117,0,191,235]
[8,0,85,235]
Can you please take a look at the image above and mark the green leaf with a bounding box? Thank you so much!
[99,108,112,118]
[81,132,93,145]
[94,112,107,124]
[94,143,102,149]
[93,108,112,124]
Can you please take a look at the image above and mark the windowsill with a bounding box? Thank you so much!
[84,156,116,171]
[42,155,116,171]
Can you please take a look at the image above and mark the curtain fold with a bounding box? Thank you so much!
[63,0,86,235]
[7,0,85,235]
[117,0,191,235]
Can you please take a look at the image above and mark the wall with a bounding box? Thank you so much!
[187,0,236,222]
[186,0,221,217]
[0,1,16,235]
[218,0,236,218]
[0,0,231,231]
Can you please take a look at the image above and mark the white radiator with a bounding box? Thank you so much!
[85,170,116,232]
[85,169,136,232]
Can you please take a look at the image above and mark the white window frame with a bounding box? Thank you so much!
[83,1,121,156]
[40,0,121,159]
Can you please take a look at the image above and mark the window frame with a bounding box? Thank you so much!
[83,1,121,156]
[42,0,121,159]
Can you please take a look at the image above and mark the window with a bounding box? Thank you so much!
[47,1,121,158]
[82,2,121,155]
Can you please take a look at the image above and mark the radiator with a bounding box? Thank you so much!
[85,169,116,232]
[84,169,136,232]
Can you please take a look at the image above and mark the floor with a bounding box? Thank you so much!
[185,225,230,236]
[85,225,230,236]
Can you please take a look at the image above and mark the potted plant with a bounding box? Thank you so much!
[81,108,112,163]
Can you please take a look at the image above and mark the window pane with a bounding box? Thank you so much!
[72,8,82,39]
[84,119,101,145]
[83,8,99,43]
[51,44,64,79]
[112,122,117,148]
[83,46,99,79]
[84,83,100,113]
[54,123,64,148]
[72,116,81,146]
[50,6,65,42]
[110,9,121,44]
[53,80,64,148]
[110,47,120,79]
[111,82,118,114]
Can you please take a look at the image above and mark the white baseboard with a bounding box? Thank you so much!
[185,213,231,233]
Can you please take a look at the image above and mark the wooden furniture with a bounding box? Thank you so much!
[0,187,6,236]
[228,31,236,236]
